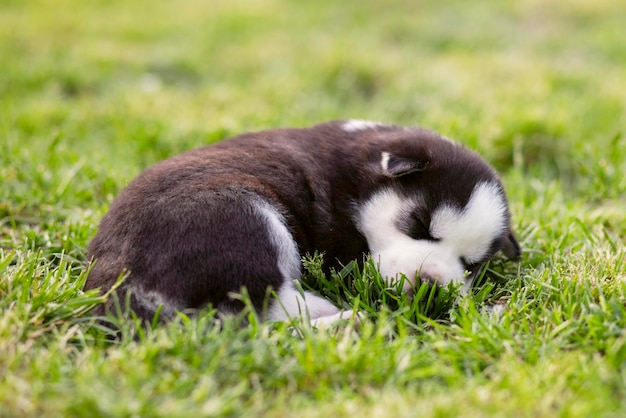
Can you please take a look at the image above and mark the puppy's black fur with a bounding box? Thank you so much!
[86,121,520,322]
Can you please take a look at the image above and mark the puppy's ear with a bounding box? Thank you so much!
[380,151,429,178]
[502,231,521,260]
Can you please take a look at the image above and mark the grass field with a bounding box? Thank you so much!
[1,0,625,416]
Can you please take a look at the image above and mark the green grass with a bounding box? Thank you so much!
[1,0,626,416]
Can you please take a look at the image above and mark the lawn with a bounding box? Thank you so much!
[1,0,625,416]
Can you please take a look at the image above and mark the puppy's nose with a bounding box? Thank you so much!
[418,272,439,288]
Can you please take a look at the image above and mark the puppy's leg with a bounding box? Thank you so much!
[266,283,359,327]
[266,283,337,320]
[254,199,357,326]
[311,310,362,328]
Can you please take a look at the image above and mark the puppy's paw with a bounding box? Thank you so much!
[310,310,364,329]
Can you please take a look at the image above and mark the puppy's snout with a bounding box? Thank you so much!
[418,272,439,288]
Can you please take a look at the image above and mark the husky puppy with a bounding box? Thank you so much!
[85,120,520,326]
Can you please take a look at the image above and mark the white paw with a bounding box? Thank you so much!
[310,310,364,328]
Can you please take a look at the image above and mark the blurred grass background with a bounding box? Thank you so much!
[2,0,624,170]
[2,0,624,261]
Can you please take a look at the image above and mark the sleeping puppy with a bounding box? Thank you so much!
[85,120,520,326]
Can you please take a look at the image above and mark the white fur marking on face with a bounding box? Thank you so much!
[357,184,507,291]
[357,188,413,251]
[341,119,385,132]
[357,188,464,287]
[429,182,507,264]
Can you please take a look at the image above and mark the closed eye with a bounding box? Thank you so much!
[407,213,438,241]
